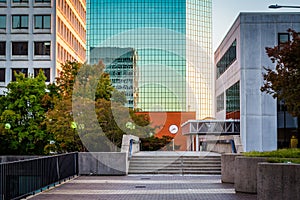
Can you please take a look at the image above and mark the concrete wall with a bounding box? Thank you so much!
[78,152,128,175]
[234,156,268,193]
[121,135,140,155]
[221,153,240,183]
[257,163,300,200]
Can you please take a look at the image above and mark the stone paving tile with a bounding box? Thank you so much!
[29,175,256,200]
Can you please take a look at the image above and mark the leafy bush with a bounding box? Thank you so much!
[140,136,180,151]
[243,148,300,163]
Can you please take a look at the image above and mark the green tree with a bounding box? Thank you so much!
[0,71,50,155]
[261,29,300,142]
[45,61,115,152]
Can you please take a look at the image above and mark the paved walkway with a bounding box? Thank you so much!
[29,175,256,200]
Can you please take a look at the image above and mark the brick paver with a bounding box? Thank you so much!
[29,175,256,200]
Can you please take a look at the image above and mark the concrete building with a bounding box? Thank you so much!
[90,47,138,108]
[86,0,213,119]
[215,12,300,151]
[0,0,86,94]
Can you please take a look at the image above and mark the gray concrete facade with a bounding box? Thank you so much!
[78,152,128,175]
[215,13,300,151]
[257,162,300,200]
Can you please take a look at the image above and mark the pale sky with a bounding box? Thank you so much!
[212,0,300,51]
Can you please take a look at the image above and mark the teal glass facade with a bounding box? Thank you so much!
[87,0,212,118]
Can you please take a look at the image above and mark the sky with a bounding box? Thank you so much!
[212,0,300,51]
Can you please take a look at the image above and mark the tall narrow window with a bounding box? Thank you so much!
[34,41,50,55]
[12,42,28,55]
[0,42,5,55]
[278,33,290,50]
[0,68,5,82]
[12,15,28,29]
[34,15,51,29]
[0,15,6,29]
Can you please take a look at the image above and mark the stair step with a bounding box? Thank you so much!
[129,154,221,175]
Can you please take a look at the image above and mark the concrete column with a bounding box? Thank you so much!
[195,135,199,151]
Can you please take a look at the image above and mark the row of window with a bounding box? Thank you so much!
[57,17,85,60]
[0,15,50,30]
[216,81,240,113]
[0,41,50,56]
[57,0,86,21]
[57,43,77,63]
[57,0,86,41]
[0,68,50,82]
[0,0,50,4]
[216,39,237,78]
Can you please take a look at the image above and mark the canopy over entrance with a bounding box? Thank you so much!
[181,120,240,136]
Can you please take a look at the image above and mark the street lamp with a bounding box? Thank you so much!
[269,4,300,9]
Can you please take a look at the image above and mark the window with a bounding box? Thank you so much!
[0,0,6,3]
[0,42,5,55]
[35,0,50,2]
[12,68,28,81]
[13,0,28,2]
[0,15,6,29]
[226,81,240,113]
[34,15,51,29]
[34,68,50,82]
[0,68,5,82]
[34,41,50,55]
[12,15,28,29]
[216,39,237,78]
[278,33,290,50]
[216,93,224,112]
[12,42,28,55]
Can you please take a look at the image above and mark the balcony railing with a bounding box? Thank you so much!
[0,152,78,200]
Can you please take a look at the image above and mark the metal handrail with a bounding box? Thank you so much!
[0,152,78,200]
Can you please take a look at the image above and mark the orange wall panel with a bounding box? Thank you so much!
[136,112,196,150]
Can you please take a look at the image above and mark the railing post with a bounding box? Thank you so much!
[129,139,133,158]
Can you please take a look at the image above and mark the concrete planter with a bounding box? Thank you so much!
[78,152,128,175]
[234,156,268,193]
[221,153,241,183]
[257,162,300,200]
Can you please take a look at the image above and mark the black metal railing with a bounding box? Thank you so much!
[0,152,78,200]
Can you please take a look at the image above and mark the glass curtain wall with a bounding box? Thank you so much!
[87,0,212,118]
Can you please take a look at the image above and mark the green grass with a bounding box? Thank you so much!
[242,148,300,164]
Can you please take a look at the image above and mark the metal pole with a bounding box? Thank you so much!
[269,4,300,9]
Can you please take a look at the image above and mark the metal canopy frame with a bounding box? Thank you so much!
[181,120,240,136]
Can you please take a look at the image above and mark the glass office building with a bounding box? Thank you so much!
[87,0,212,119]
[90,47,137,108]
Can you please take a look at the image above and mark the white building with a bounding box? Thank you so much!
[0,0,86,94]
[215,12,300,151]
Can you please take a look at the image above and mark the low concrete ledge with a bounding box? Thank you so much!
[234,156,268,193]
[78,152,128,175]
[221,153,241,183]
[257,162,300,200]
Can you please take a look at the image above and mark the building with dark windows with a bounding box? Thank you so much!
[86,0,213,119]
[0,0,86,94]
[90,47,138,108]
[215,12,300,151]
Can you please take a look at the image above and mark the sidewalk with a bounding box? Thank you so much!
[29,175,256,200]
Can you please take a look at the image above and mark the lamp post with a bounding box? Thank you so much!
[269,4,300,9]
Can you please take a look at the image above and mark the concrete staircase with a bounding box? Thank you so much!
[128,152,221,175]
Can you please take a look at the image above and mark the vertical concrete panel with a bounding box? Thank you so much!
[257,163,300,200]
